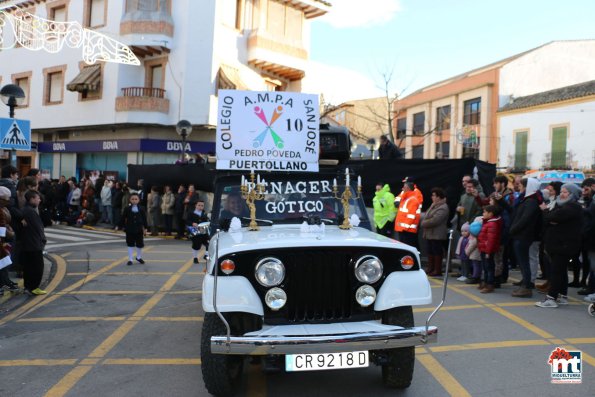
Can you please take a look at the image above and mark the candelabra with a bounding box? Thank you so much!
[332,168,362,230]
[240,170,266,231]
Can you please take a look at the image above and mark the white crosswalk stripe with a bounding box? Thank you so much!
[44,226,160,251]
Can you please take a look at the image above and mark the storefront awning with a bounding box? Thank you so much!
[217,64,247,90]
[66,64,101,92]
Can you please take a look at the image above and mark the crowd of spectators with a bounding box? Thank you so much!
[30,173,209,240]
[373,171,595,308]
[0,165,47,295]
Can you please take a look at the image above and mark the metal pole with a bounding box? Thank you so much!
[9,103,15,167]
[181,132,186,163]
[423,229,453,342]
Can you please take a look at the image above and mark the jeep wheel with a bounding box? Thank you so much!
[201,313,244,397]
[381,306,415,389]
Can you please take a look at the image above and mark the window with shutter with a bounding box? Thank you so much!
[514,131,528,170]
[551,127,567,168]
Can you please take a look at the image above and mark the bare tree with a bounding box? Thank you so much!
[365,63,413,145]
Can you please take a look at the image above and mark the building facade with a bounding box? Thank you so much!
[0,0,329,179]
[392,40,595,164]
[498,80,595,172]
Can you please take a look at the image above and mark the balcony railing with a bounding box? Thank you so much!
[116,87,169,114]
[121,87,166,98]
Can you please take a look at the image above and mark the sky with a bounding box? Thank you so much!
[305,0,595,105]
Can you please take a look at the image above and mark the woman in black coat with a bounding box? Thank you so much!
[536,183,583,308]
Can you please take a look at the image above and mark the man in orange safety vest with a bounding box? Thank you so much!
[394,181,421,249]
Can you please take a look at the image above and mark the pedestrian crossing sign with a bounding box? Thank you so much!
[0,118,31,150]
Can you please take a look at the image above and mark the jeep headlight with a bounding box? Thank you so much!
[355,285,376,307]
[255,257,285,287]
[354,255,383,284]
[265,287,287,310]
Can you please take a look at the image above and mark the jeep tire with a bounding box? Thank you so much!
[201,313,244,397]
[381,306,415,389]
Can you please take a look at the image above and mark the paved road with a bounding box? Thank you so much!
[0,234,593,396]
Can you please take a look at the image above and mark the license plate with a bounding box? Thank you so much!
[285,351,369,372]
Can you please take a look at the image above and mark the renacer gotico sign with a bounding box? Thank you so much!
[216,90,320,172]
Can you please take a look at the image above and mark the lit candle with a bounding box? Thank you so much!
[346,173,350,186]
[241,175,245,186]
[345,167,349,176]
[257,174,261,185]
[333,178,337,188]
[358,175,361,187]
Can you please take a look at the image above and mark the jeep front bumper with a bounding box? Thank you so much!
[211,321,437,355]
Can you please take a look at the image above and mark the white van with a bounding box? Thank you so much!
[525,170,585,189]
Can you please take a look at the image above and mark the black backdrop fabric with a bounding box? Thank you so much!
[128,159,496,214]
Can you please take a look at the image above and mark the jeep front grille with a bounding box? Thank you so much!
[283,250,354,322]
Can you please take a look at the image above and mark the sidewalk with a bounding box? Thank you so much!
[0,255,54,311]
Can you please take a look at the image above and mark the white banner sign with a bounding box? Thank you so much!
[216,90,320,172]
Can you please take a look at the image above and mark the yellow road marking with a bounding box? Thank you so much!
[578,351,595,367]
[434,276,559,341]
[169,290,202,295]
[246,363,267,397]
[18,317,126,322]
[80,359,100,365]
[0,254,67,326]
[45,365,93,397]
[92,271,176,275]
[145,316,204,321]
[490,306,554,339]
[88,320,140,358]
[44,257,194,397]
[22,254,132,318]
[414,304,483,313]
[430,339,549,353]
[565,338,595,344]
[59,290,155,295]
[0,359,77,366]
[448,286,488,304]
[417,354,471,397]
[103,358,201,365]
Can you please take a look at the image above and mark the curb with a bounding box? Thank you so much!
[0,254,56,313]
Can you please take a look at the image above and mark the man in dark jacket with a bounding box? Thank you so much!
[509,177,542,297]
[21,190,47,295]
[536,183,583,308]
[378,135,402,159]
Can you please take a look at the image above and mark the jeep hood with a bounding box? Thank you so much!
[214,225,416,257]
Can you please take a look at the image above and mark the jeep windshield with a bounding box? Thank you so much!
[211,173,371,230]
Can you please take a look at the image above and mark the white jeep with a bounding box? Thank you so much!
[200,171,439,396]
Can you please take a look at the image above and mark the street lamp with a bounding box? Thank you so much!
[0,84,25,118]
[367,138,376,159]
[0,84,26,166]
[175,119,192,164]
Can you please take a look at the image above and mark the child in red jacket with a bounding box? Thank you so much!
[478,205,503,293]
